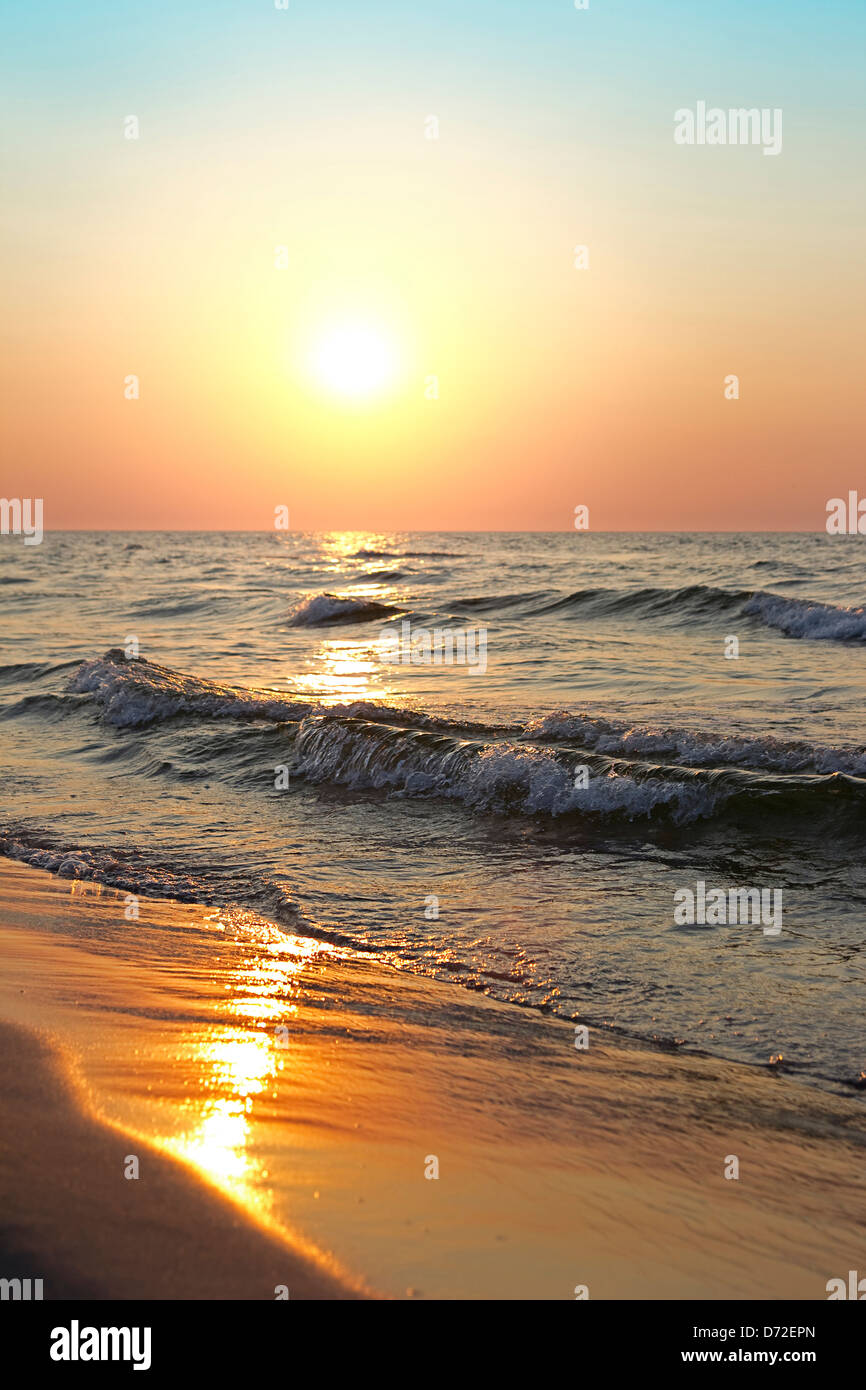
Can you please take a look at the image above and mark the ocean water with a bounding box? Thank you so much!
[1,530,864,1095]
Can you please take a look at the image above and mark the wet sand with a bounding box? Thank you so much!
[0,1018,359,1299]
[1,857,864,1299]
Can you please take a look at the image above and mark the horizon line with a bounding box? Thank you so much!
[10,528,839,537]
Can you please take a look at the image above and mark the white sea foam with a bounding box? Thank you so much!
[70,653,315,728]
[68,652,443,731]
[743,591,866,643]
[524,712,866,776]
[288,592,401,626]
[292,717,720,822]
[0,840,205,899]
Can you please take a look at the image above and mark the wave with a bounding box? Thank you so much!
[0,833,382,953]
[65,654,866,784]
[523,712,866,776]
[288,592,403,626]
[3,692,80,721]
[450,591,550,613]
[290,714,866,827]
[66,650,457,732]
[444,583,748,622]
[747,559,806,573]
[426,584,866,644]
[532,583,748,620]
[292,716,725,822]
[127,595,238,619]
[0,659,82,685]
[351,547,460,559]
[742,592,866,642]
[0,838,221,901]
[69,651,316,728]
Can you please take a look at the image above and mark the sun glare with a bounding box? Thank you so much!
[309,323,397,399]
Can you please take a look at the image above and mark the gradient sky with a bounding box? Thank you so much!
[2,0,865,530]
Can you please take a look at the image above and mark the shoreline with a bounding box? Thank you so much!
[1,856,864,1299]
[0,1018,362,1300]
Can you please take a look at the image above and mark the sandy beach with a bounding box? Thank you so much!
[0,1018,358,1300]
[1,856,864,1300]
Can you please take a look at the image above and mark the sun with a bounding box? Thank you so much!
[309,323,398,399]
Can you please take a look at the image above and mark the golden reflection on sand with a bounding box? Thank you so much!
[161,932,333,1210]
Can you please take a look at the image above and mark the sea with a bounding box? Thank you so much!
[1,530,864,1096]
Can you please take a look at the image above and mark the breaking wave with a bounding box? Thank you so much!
[55,653,866,828]
[289,714,866,826]
[351,547,461,560]
[742,592,866,642]
[288,593,403,626]
[69,651,316,728]
[66,653,866,785]
[67,650,460,732]
[285,581,866,644]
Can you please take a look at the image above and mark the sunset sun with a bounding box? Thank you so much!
[309,323,398,399]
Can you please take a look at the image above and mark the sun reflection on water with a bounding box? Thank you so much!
[294,639,388,704]
[316,531,396,573]
[283,532,410,706]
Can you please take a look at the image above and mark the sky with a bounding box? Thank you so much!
[2,0,865,531]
